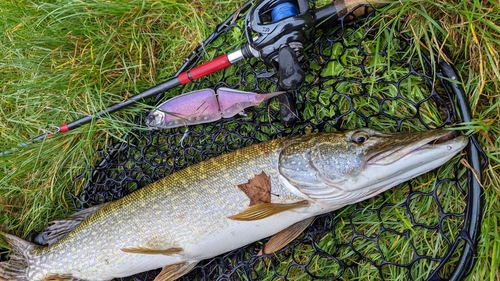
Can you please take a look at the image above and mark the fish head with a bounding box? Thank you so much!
[145,110,166,129]
[278,128,469,206]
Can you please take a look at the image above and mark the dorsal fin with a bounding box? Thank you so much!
[31,205,104,246]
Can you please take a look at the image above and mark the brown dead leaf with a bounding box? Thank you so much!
[238,171,271,206]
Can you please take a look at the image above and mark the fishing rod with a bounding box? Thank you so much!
[2,0,389,155]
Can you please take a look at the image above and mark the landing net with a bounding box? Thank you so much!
[72,2,484,280]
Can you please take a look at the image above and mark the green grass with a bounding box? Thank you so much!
[1,0,499,280]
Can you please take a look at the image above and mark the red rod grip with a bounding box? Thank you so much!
[178,54,231,84]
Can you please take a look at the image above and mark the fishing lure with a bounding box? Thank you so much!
[145,87,285,129]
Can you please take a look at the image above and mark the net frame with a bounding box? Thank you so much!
[64,2,485,280]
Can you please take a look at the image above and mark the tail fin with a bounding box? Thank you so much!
[0,232,36,281]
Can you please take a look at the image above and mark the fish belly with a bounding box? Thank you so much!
[184,204,326,260]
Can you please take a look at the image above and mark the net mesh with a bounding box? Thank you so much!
[65,2,484,281]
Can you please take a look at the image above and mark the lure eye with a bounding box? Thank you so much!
[145,114,158,123]
[351,131,370,144]
[145,112,162,127]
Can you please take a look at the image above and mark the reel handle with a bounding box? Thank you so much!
[277,45,305,91]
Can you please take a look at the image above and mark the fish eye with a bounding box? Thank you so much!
[351,131,370,144]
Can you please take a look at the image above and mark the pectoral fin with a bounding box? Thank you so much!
[154,261,198,281]
[121,247,183,255]
[228,200,309,221]
[261,217,315,255]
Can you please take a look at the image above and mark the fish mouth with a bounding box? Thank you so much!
[367,130,464,165]
[415,130,458,147]
[430,131,456,144]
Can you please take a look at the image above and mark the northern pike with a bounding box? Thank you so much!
[0,129,468,281]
